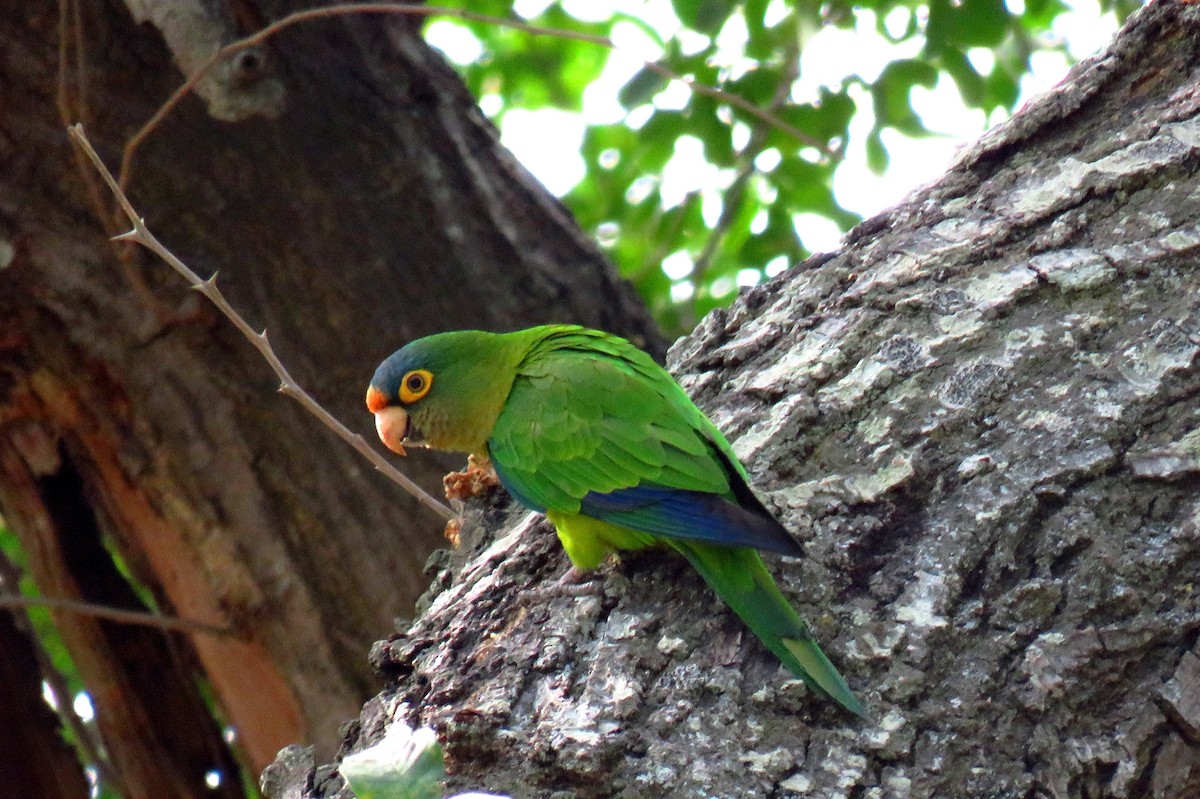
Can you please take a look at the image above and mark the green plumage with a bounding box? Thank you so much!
[369,325,864,717]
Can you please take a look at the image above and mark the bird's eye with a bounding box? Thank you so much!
[399,369,433,403]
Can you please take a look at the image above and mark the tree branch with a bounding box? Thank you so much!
[0,594,234,637]
[117,2,831,193]
[67,124,456,523]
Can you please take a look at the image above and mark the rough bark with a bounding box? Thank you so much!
[0,0,661,792]
[281,2,1200,797]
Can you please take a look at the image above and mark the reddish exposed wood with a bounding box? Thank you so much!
[24,368,303,774]
[0,435,247,799]
[0,0,663,793]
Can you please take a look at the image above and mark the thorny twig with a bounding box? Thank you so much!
[69,125,456,523]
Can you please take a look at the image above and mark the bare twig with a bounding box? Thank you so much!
[118,2,830,191]
[0,594,233,637]
[68,125,456,523]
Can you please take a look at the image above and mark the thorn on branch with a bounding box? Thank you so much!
[66,124,456,523]
[193,272,220,291]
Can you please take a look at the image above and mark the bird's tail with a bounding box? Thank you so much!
[672,542,866,718]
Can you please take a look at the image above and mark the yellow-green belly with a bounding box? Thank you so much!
[546,509,658,570]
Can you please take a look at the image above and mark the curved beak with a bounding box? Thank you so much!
[373,406,409,456]
[366,385,408,455]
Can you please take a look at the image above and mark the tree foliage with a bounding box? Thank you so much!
[430,0,1140,334]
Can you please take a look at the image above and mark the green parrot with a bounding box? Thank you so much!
[366,324,864,716]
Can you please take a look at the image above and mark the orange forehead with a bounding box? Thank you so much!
[365,385,388,414]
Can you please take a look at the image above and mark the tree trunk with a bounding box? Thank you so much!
[278,1,1200,797]
[0,0,661,793]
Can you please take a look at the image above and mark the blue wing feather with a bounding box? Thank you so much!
[579,485,803,556]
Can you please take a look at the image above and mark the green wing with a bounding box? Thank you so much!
[488,328,730,514]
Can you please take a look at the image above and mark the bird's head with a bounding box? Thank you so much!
[366,330,520,457]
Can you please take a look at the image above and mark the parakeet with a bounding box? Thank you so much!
[366,324,864,716]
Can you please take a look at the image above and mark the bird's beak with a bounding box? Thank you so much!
[366,385,407,455]
[373,406,409,456]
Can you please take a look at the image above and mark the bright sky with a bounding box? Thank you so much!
[429,0,1123,254]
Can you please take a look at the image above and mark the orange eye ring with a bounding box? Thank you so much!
[399,369,433,403]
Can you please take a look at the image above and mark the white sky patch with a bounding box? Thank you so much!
[1057,0,1122,57]
[424,20,483,66]
[654,78,694,111]
[514,0,555,18]
[795,9,925,105]
[581,20,664,125]
[883,6,913,39]
[670,281,695,302]
[701,190,723,227]
[479,92,503,117]
[711,275,736,297]
[661,250,694,279]
[966,46,996,75]
[754,147,782,172]
[912,77,988,136]
[794,212,845,253]
[500,109,586,196]
[713,12,752,77]
[660,135,731,207]
[749,208,768,234]
[764,0,791,27]
[737,267,762,286]
[677,28,712,55]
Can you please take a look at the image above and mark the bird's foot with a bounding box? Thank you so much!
[522,566,606,604]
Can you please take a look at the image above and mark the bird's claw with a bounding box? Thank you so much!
[521,566,606,605]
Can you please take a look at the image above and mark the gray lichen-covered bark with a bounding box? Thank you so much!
[272,1,1200,796]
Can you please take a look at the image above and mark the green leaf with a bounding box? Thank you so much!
[728,66,785,107]
[637,111,690,171]
[1022,0,1070,29]
[770,89,856,150]
[927,0,1014,49]
[687,95,735,166]
[674,0,739,34]
[872,58,938,135]
[939,46,985,107]
[866,130,889,173]
[341,724,450,799]
[619,67,670,109]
